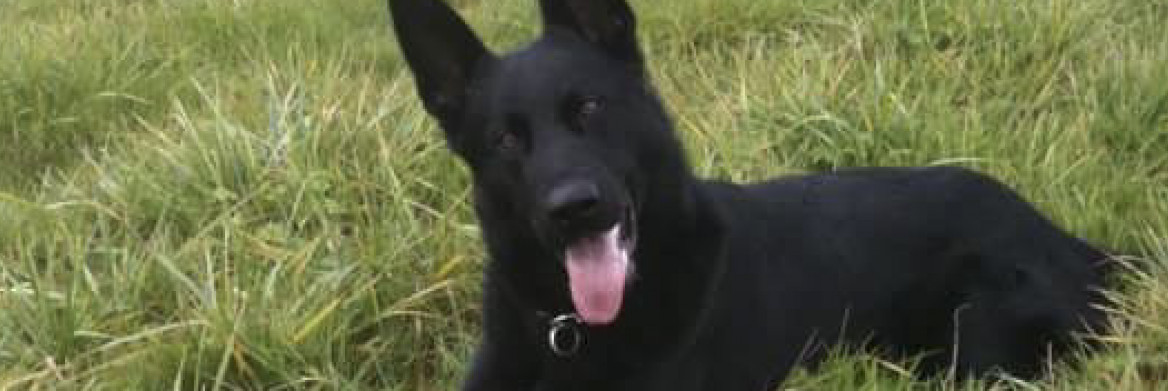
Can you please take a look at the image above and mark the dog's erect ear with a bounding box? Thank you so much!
[539,0,641,63]
[388,0,491,121]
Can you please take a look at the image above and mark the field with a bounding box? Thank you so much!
[2,0,1167,389]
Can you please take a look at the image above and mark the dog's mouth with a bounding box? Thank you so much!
[563,206,636,325]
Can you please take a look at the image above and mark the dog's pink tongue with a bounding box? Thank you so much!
[565,226,628,325]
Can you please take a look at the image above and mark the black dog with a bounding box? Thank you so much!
[387,0,1111,389]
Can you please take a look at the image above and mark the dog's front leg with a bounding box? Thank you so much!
[462,341,538,390]
[461,277,542,391]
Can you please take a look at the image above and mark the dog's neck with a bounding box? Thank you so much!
[614,177,728,361]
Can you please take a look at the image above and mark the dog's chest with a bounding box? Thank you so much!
[530,344,717,391]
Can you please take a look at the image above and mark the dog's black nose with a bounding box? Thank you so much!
[544,180,602,225]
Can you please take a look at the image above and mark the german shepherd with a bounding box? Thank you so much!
[386,0,1111,389]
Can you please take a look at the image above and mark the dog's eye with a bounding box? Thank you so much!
[494,129,521,153]
[578,96,604,118]
[497,114,530,154]
[570,95,605,127]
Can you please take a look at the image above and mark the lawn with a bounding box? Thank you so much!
[1,0,1166,389]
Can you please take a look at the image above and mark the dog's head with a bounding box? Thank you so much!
[389,0,688,325]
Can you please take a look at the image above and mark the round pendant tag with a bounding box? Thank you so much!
[548,314,583,357]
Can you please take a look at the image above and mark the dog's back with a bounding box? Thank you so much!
[686,166,1108,387]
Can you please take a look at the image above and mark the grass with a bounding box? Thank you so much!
[1,0,1166,389]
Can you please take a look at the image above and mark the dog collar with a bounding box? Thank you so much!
[545,313,583,357]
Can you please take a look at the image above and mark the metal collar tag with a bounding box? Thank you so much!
[547,314,583,357]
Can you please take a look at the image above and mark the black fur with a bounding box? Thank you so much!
[386,0,1111,389]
